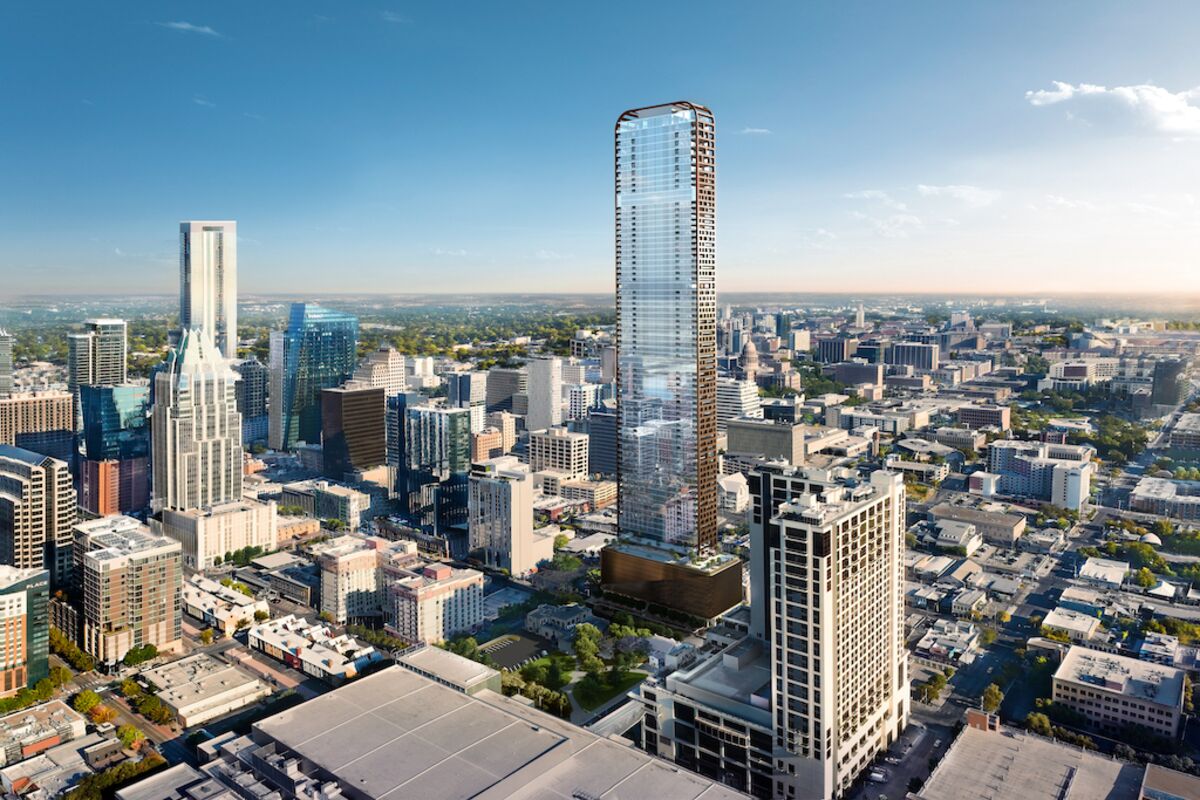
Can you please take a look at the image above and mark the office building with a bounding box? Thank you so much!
[151,328,242,513]
[888,341,940,371]
[587,403,617,476]
[321,385,385,479]
[471,428,504,462]
[269,303,358,451]
[67,319,127,392]
[485,366,526,413]
[0,567,49,696]
[386,561,484,645]
[567,383,601,421]
[815,336,857,364]
[1052,646,1184,738]
[738,466,908,799]
[0,392,73,461]
[0,446,75,587]
[726,418,805,465]
[485,410,517,454]
[604,101,740,619]
[78,384,149,515]
[1130,476,1200,520]
[1152,357,1189,406]
[0,701,86,768]
[448,371,488,409]
[232,356,269,444]
[956,403,1011,431]
[160,499,277,570]
[526,357,563,433]
[74,516,182,666]
[138,654,269,727]
[353,345,407,395]
[715,378,763,433]
[987,440,1095,511]
[528,426,589,480]
[408,407,472,544]
[469,457,555,576]
[928,503,1026,545]
[180,221,238,359]
[0,332,11,400]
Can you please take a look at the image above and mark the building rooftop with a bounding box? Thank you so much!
[1042,607,1100,637]
[1055,646,1185,708]
[917,722,1143,800]
[1174,412,1200,433]
[139,654,267,712]
[395,645,500,693]
[252,665,746,800]
[1079,557,1131,585]
[0,445,51,466]
[115,762,232,800]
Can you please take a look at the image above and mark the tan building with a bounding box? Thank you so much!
[726,417,805,465]
[311,535,420,624]
[528,427,589,480]
[485,410,517,453]
[471,428,504,462]
[159,499,277,570]
[0,392,73,449]
[386,561,484,645]
[560,478,617,510]
[956,403,1011,431]
[0,446,76,587]
[74,516,182,666]
[1052,646,1185,739]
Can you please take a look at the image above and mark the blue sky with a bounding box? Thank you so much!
[2,1,1199,296]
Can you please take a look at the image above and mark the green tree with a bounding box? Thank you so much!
[72,690,101,715]
[117,724,144,749]
[254,609,270,623]
[982,683,1004,714]
[199,628,215,645]
[553,533,570,550]
[1133,567,1157,588]
[1025,712,1052,736]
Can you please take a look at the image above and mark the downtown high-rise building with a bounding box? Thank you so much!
[151,328,243,513]
[180,220,238,359]
[269,303,358,451]
[0,331,12,400]
[78,384,150,515]
[525,357,563,433]
[67,319,128,428]
[353,345,408,396]
[321,385,386,479]
[0,446,76,588]
[233,355,270,445]
[0,566,49,697]
[601,102,738,620]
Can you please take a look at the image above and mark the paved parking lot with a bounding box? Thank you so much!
[480,633,550,670]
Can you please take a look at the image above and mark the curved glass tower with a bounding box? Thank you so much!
[615,101,717,553]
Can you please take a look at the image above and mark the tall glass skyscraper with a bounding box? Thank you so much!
[269,303,359,451]
[614,102,717,553]
[79,384,150,515]
[180,221,238,360]
[602,102,737,621]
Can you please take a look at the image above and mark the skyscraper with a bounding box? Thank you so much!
[321,385,386,479]
[353,346,407,396]
[269,304,359,451]
[67,319,128,428]
[151,328,243,513]
[233,355,269,445]
[402,405,471,550]
[0,566,49,697]
[526,357,563,433]
[180,221,238,360]
[0,446,76,588]
[78,384,150,515]
[601,102,737,619]
[0,331,13,400]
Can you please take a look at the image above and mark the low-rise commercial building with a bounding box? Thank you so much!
[181,575,270,637]
[1079,557,1131,589]
[248,614,384,684]
[1168,412,1200,451]
[0,701,86,768]
[956,403,1011,431]
[1042,607,1101,642]
[928,503,1026,545]
[1130,477,1200,520]
[139,654,270,727]
[932,520,982,556]
[524,603,604,651]
[1052,646,1185,738]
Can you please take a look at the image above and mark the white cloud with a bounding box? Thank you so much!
[739,127,772,135]
[159,21,222,37]
[850,211,923,238]
[193,96,216,108]
[431,247,467,257]
[843,189,907,211]
[1044,194,1098,211]
[114,247,125,257]
[381,11,408,23]
[534,249,563,260]
[1026,81,1200,137]
[916,184,999,208]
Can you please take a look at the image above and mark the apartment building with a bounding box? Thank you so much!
[386,561,484,645]
[0,446,76,587]
[0,392,73,462]
[0,567,49,697]
[1052,646,1185,739]
[716,378,763,433]
[956,403,1011,431]
[987,440,1095,511]
[159,499,277,570]
[468,457,554,576]
[311,535,419,624]
[74,516,182,666]
[527,427,589,480]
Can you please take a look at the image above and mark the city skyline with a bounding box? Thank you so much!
[3,2,1200,296]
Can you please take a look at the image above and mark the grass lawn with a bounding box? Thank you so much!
[573,670,647,711]
[519,653,576,690]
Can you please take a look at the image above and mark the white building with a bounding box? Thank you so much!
[717,472,749,513]
[310,535,419,624]
[1041,607,1101,643]
[566,383,601,421]
[151,328,243,513]
[986,440,1095,511]
[180,221,238,360]
[1078,557,1131,589]
[352,346,407,395]
[715,377,763,433]
[248,614,384,684]
[1052,646,1185,738]
[526,357,563,433]
[745,467,909,799]
[159,499,277,570]
[181,574,270,636]
[139,653,269,727]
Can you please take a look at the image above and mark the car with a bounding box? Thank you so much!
[868,770,888,784]
[885,756,901,765]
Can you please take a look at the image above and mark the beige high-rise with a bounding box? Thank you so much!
[0,446,76,587]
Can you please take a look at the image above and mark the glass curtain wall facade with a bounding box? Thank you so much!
[615,102,717,553]
[269,304,359,451]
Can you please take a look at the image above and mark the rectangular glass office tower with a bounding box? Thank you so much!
[615,101,717,553]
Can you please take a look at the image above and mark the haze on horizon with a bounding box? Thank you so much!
[2,1,1199,297]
